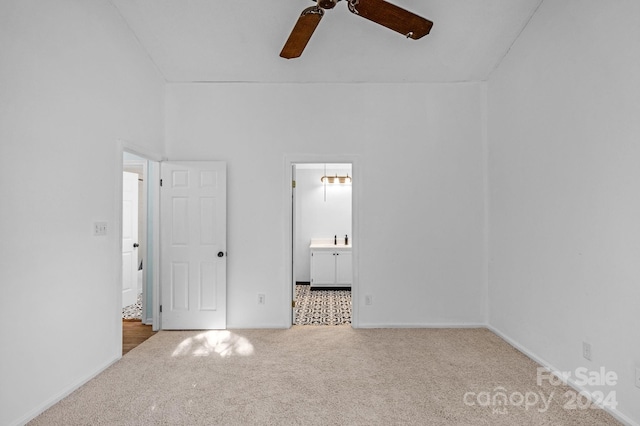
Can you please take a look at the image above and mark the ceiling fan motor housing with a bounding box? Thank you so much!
[318,0,337,9]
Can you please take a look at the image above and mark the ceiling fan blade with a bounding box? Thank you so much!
[347,0,433,40]
[280,7,324,59]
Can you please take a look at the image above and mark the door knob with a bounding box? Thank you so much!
[133,243,139,248]
[217,251,224,258]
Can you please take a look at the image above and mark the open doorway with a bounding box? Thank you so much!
[292,163,353,326]
[122,152,147,322]
[120,150,161,334]
[117,143,162,357]
[120,150,160,353]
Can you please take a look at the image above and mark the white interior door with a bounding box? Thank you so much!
[122,171,139,308]
[160,161,227,329]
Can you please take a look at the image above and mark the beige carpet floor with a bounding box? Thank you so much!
[30,327,619,425]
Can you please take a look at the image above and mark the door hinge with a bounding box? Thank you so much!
[160,179,163,187]
[292,300,296,308]
[292,180,296,188]
[159,305,162,313]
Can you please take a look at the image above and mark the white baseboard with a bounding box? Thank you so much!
[356,322,487,329]
[228,322,487,329]
[227,324,290,329]
[487,325,638,426]
[13,356,120,426]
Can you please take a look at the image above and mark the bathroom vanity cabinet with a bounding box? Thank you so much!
[310,244,352,288]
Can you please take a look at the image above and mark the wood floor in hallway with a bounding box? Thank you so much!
[122,320,155,355]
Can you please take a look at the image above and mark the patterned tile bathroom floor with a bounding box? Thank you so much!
[294,284,351,326]
[122,293,142,320]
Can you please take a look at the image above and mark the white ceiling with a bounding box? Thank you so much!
[110,0,542,83]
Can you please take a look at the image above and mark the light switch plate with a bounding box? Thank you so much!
[93,222,108,236]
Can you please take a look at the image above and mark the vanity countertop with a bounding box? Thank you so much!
[310,238,352,249]
[310,243,352,249]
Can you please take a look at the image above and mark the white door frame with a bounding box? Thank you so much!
[290,164,297,324]
[116,141,165,339]
[284,155,361,328]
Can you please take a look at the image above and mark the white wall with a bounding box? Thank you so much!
[165,82,486,328]
[294,165,352,282]
[0,1,164,424]
[487,1,640,423]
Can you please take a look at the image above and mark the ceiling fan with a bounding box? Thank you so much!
[280,0,433,59]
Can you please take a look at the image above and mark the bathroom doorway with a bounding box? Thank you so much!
[291,163,354,326]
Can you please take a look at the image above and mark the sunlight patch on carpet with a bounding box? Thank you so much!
[172,330,254,358]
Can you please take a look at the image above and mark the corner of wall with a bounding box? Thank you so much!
[481,81,490,326]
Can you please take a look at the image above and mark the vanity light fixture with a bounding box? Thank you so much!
[320,174,352,184]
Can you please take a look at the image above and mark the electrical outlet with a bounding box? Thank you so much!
[582,342,591,361]
[93,222,108,236]
[257,293,265,305]
[635,367,640,389]
[365,295,372,306]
